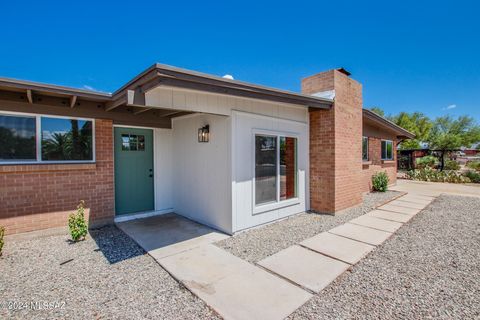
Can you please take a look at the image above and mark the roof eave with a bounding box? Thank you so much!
[363,109,415,139]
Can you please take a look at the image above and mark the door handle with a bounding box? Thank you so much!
[149,169,153,178]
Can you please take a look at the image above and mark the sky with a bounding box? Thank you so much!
[1,0,479,121]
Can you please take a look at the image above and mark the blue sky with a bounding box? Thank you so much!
[1,0,479,121]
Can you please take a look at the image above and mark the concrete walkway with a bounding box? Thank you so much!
[119,187,441,320]
[391,179,480,197]
[118,214,312,320]
[256,192,435,296]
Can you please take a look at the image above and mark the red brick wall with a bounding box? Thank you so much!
[362,137,397,191]
[0,119,114,235]
[304,70,363,213]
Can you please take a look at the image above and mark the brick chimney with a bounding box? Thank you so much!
[303,69,363,213]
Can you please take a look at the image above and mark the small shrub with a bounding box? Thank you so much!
[407,168,471,183]
[415,155,439,169]
[372,171,389,192]
[68,200,88,242]
[444,160,460,171]
[466,161,480,172]
[0,226,4,257]
[464,170,480,183]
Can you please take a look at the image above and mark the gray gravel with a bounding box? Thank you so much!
[289,195,480,319]
[0,226,220,320]
[216,191,403,263]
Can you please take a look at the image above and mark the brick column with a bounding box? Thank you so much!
[303,69,363,213]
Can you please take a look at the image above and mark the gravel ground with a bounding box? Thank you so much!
[289,195,480,319]
[0,226,220,320]
[216,191,403,263]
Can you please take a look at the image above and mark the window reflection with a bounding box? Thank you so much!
[280,137,297,200]
[41,117,93,161]
[0,115,36,161]
[255,135,277,205]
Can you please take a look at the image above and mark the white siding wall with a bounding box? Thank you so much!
[171,113,232,233]
[232,110,308,232]
[154,128,174,213]
[148,86,310,233]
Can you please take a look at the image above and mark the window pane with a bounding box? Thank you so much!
[387,141,393,159]
[280,137,297,200]
[381,140,386,159]
[0,114,36,161]
[362,137,368,161]
[255,135,277,205]
[41,117,93,161]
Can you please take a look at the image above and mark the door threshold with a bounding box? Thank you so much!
[114,208,174,223]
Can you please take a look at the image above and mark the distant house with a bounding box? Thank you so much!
[0,64,414,235]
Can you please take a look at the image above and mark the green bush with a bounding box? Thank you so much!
[68,200,88,242]
[466,161,480,172]
[372,171,389,192]
[444,160,460,171]
[407,168,471,183]
[415,155,439,169]
[0,226,4,257]
[464,170,480,183]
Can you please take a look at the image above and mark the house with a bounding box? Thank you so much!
[0,64,414,235]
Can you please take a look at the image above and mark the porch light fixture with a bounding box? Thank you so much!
[198,125,209,142]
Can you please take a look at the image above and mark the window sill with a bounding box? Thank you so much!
[253,198,301,215]
[0,163,97,174]
[362,160,372,165]
[381,160,395,164]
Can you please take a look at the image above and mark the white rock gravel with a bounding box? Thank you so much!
[216,191,403,263]
[0,226,220,320]
[289,195,480,319]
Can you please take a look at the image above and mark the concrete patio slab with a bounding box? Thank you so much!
[367,209,414,223]
[117,213,229,259]
[349,215,403,233]
[159,244,312,320]
[378,204,420,215]
[388,199,427,209]
[328,223,392,246]
[300,232,375,265]
[258,245,350,293]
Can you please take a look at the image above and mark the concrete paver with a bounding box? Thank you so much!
[258,245,350,293]
[388,199,427,209]
[328,223,393,246]
[300,232,375,265]
[349,215,403,233]
[378,204,420,215]
[160,244,312,320]
[367,209,414,223]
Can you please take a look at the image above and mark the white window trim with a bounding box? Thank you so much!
[0,111,96,165]
[252,129,300,215]
[381,139,394,160]
[362,136,369,161]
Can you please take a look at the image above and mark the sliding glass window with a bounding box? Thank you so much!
[255,134,298,206]
[0,112,94,163]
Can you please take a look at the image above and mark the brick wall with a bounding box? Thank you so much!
[304,69,363,213]
[362,137,398,191]
[0,119,114,235]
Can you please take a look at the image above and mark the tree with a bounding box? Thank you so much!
[427,115,480,170]
[391,112,432,149]
[370,107,385,117]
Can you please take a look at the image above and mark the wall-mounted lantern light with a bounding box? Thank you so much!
[198,125,209,142]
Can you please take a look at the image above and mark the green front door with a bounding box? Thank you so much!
[114,127,154,215]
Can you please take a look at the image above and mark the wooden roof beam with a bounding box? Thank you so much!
[26,89,33,104]
[70,95,77,108]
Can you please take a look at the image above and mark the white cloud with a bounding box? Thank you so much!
[443,104,457,110]
[82,85,96,91]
